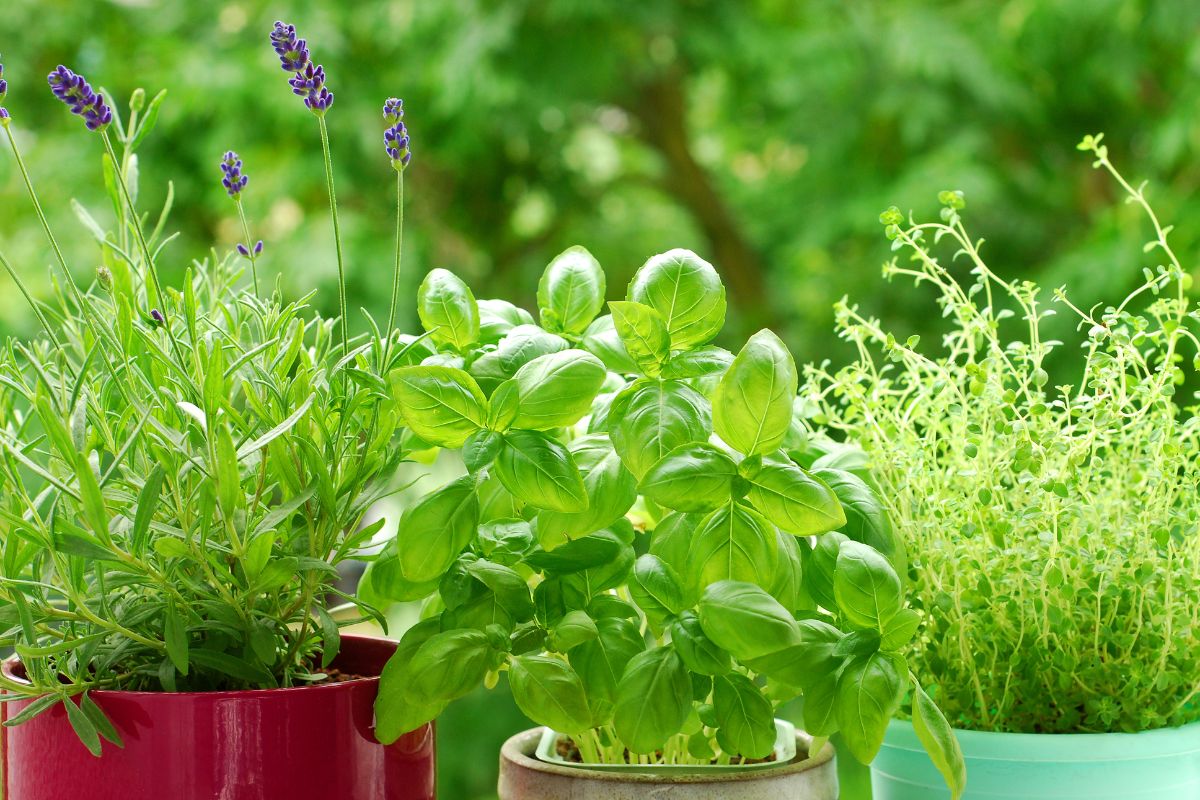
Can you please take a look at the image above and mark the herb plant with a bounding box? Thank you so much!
[806,136,1200,735]
[0,25,418,754]
[371,250,965,794]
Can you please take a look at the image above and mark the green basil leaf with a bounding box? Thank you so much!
[537,246,606,335]
[463,429,504,473]
[495,430,588,512]
[464,559,535,622]
[834,652,906,763]
[408,629,492,701]
[512,349,607,430]
[813,467,907,578]
[478,298,535,344]
[548,610,599,652]
[374,620,446,744]
[661,346,735,379]
[391,365,487,448]
[476,518,535,565]
[911,676,967,800]
[610,379,712,480]
[834,540,903,631]
[628,249,726,349]
[570,616,645,725]
[396,476,480,583]
[670,611,731,676]
[581,314,640,374]
[613,646,692,754]
[768,529,807,613]
[609,300,670,376]
[417,268,480,350]
[743,618,844,692]
[713,673,776,759]
[881,608,921,651]
[697,580,801,661]
[805,532,847,611]
[803,672,840,736]
[639,442,738,513]
[497,324,570,374]
[359,549,442,605]
[630,554,686,631]
[713,329,797,456]
[688,503,777,591]
[648,512,702,578]
[537,435,637,544]
[745,458,846,535]
[510,655,594,733]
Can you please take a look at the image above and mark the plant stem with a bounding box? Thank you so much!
[384,170,405,366]
[316,116,349,356]
[236,200,260,296]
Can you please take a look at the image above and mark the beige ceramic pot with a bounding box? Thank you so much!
[497,728,838,799]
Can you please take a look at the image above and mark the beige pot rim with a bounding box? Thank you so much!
[499,727,835,785]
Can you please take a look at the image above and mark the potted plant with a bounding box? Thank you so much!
[366,247,967,798]
[0,25,434,799]
[805,136,1200,799]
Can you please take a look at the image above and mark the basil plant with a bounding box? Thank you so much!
[370,248,964,791]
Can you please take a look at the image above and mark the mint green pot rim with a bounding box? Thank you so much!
[884,717,1200,762]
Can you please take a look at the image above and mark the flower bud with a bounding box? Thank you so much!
[96,266,113,292]
[130,88,146,113]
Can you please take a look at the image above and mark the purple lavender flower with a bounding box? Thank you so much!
[272,21,334,115]
[0,109,10,125]
[254,240,264,255]
[270,22,309,72]
[382,98,411,170]
[46,65,112,132]
[149,308,165,327]
[220,150,248,198]
[383,98,403,123]
[0,57,8,104]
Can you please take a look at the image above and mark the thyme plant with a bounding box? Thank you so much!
[807,136,1200,734]
[0,24,416,755]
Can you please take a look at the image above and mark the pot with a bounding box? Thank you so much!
[497,726,838,799]
[1,634,435,800]
[871,718,1200,799]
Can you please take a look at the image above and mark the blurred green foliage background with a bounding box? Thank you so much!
[2,0,1200,796]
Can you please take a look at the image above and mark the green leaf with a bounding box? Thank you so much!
[569,617,644,725]
[745,459,846,535]
[417,268,480,350]
[610,379,712,480]
[509,655,594,733]
[396,476,480,583]
[2,694,62,727]
[463,429,505,473]
[687,503,777,591]
[911,676,967,800]
[80,693,123,747]
[881,608,921,651]
[612,646,692,754]
[713,673,776,759]
[638,442,738,513]
[525,529,624,572]
[813,467,907,578]
[537,246,607,335]
[743,618,844,691]
[408,630,493,701]
[392,365,487,448]
[164,603,189,677]
[661,346,735,379]
[131,466,163,555]
[495,430,588,512]
[581,315,639,374]
[803,673,840,736]
[374,621,446,744]
[548,610,599,652]
[630,554,686,630]
[188,650,274,685]
[536,434,637,543]
[464,559,535,622]
[806,532,846,611]
[834,540,903,631]
[670,611,731,676]
[512,349,607,430]
[609,300,670,375]
[834,653,906,763]
[316,606,341,669]
[698,580,801,661]
[478,298,535,344]
[486,379,521,432]
[713,329,798,456]
[53,530,118,561]
[64,696,102,756]
[75,455,110,543]
[628,249,726,349]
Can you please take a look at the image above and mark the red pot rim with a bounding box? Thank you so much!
[1,632,393,700]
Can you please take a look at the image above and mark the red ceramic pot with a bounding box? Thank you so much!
[1,634,435,800]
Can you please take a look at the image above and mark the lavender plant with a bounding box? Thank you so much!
[0,29,417,756]
[805,137,1200,735]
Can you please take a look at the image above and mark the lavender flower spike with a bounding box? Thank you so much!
[272,21,334,115]
[383,98,411,171]
[46,65,112,132]
[0,55,8,109]
[220,151,248,198]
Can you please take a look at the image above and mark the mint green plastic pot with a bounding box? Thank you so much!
[871,718,1200,799]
